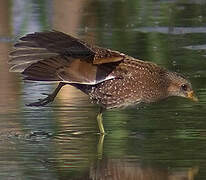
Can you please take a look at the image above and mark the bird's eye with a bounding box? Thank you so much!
[181,84,188,91]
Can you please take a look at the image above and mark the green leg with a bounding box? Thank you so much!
[97,108,105,134]
[96,108,106,159]
[97,134,105,159]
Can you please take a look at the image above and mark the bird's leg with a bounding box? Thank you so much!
[97,107,105,135]
[27,82,66,106]
[97,134,105,159]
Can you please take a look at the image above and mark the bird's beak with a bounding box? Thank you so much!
[187,91,198,102]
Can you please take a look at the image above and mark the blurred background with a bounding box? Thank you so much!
[0,0,206,179]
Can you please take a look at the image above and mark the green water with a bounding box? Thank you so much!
[0,0,206,179]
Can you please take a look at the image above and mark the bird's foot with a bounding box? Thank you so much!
[26,93,54,107]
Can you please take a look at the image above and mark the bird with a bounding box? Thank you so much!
[9,30,198,134]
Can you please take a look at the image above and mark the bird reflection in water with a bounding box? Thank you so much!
[90,158,199,180]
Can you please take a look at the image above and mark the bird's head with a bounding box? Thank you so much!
[166,72,198,102]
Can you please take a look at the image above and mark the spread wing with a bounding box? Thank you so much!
[9,30,125,84]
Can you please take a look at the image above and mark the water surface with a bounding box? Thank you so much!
[0,0,206,179]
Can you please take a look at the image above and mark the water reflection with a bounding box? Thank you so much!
[0,0,206,179]
[90,158,199,180]
[46,126,201,180]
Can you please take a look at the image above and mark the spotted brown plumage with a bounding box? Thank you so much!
[9,31,198,134]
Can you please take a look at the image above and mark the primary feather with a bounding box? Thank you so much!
[9,31,124,84]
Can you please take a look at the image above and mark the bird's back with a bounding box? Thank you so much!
[74,57,169,109]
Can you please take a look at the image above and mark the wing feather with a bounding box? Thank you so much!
[9,31,125,84]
